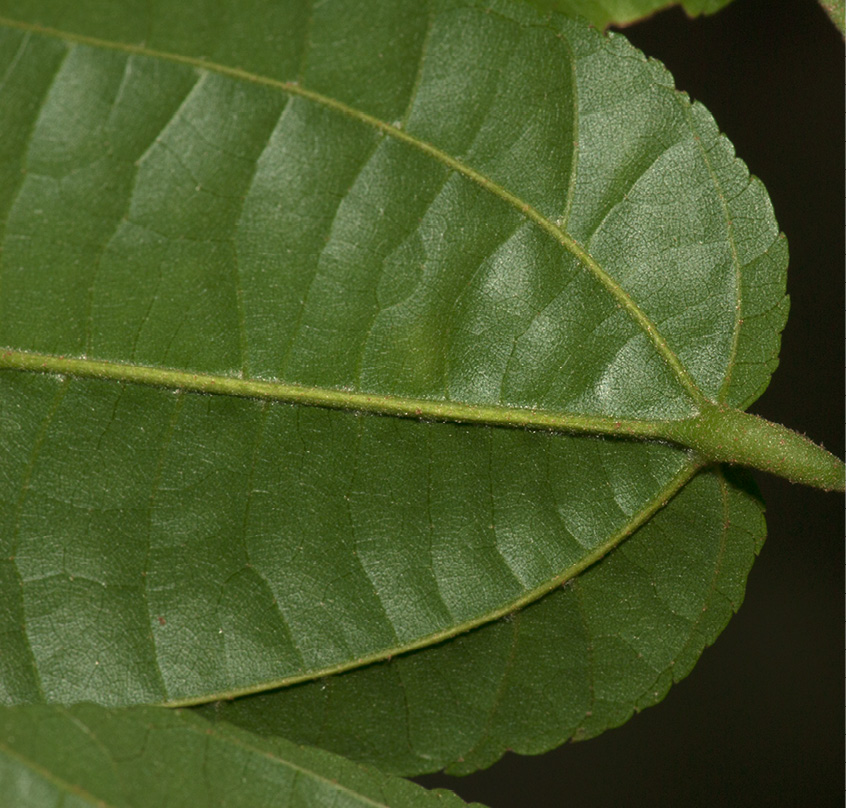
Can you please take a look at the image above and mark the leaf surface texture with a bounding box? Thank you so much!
[0,704,483,807]
[523,0,734,29]
[203,468,765,774]
[0,0,786,755]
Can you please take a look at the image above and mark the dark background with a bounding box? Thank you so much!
[416,0,844,805]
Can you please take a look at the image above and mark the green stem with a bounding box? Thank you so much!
[1,348,842,492]
[666,404,845,492]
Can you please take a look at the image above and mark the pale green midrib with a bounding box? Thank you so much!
[0,347,689,443]
[0,14,708,409]
[164,461,701,707]
[15,345,840,489]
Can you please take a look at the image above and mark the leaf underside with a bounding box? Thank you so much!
[818,0,846,36]
[203,467,764,776]
[525,0,734,29]
[0,0,786,775]
[0,704,482,807]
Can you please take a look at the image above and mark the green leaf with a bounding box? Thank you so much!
[819,0,845,35]
[520,0,734,29]
[0,0,840,759]
[0,703,484,807]
[200,466,766,775]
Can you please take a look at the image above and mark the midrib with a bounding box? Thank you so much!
[0,14,709,412]
[0,347,682,443]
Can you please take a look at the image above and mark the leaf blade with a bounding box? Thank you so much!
[0,0,797,720]
[0,4,786,415]
[0,703,485,807]
[202,467,766,776]
[2,367,696,704]
[521,0,735,29]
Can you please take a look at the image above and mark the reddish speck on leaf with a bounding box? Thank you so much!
[157,616,166,626]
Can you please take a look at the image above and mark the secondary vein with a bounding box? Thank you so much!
[163,459,702,706]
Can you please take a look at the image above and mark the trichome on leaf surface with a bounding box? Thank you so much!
[0,0,841,805]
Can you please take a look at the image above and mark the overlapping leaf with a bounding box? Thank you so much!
[0,704,484,807]
[524,0,733,29]
[819,0,845,35]
[0,0,789,764]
